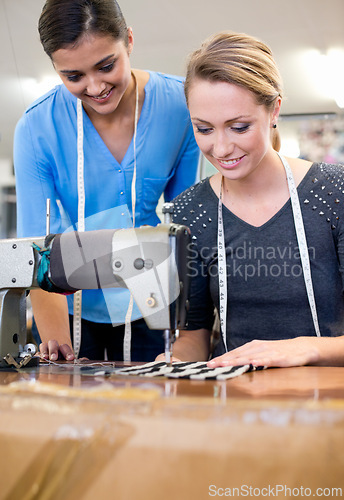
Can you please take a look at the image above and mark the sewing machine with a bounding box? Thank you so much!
[0,216,191,369]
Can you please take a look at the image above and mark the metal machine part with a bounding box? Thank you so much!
[0,223,190,368]
[0,236,44,368]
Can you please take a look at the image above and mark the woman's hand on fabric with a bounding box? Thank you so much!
[207,337,322,369]
[39,340,75,361]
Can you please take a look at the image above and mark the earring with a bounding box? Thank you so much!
[272,123,277,129]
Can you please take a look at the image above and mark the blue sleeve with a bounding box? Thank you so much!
[14,114,63,237]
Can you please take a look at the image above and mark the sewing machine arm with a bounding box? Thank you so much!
[0,224,190,366]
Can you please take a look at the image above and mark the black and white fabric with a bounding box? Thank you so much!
[115,361,264,380]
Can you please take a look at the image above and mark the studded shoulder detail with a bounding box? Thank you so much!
[303,163,344,230]
[172,179,215,242]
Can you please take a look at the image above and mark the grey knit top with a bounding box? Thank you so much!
[172,163,344,356]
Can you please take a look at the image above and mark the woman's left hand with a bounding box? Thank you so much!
[207,337,322,369]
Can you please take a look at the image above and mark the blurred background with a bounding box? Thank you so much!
[0,0,344,237]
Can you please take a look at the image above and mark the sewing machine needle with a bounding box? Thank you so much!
[164,329,172,367]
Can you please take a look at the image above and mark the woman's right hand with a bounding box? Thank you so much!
[30,290,75,361]
[39,340,75,361]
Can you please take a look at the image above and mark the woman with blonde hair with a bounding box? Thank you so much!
[161,31,344,367]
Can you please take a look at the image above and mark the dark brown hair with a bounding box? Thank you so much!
[39,0,128,58]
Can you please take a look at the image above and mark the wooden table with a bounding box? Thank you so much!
[0,363,344,499]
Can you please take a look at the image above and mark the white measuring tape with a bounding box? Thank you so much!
[217,177,228,352]
[277,152,321,337]
[123,72,139,362]
[217,153,321,351]
[73,98,85,359]
[75,74,139,360]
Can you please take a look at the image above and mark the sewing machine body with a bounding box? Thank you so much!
[0,224,190,366]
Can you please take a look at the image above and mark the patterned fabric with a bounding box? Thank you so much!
[115,361,264,380]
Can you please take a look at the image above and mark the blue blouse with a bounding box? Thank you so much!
[14,71,200,323]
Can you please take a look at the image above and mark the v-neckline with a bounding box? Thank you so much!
[79,71,150,167]
[208,163,315,230]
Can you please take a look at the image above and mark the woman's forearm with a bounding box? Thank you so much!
[30,289,72,347]
[169,328,211,362]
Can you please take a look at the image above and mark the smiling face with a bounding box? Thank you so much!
[51,31,133,116]
[188,78,280,183]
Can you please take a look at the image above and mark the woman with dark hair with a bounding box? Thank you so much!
[14,0,199,362]
[158,31,344,368]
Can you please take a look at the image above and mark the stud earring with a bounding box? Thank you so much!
[272,123,277,129]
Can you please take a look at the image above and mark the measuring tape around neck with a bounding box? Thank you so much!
[123,72,139,362]
[217,153,321,352]
[75,74,139,360]
[217,176,228,352]
[73,98,85,359]
[276,152,321,337]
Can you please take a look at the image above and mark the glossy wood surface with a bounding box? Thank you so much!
[1,362,343,500]
[1,361,344,400]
